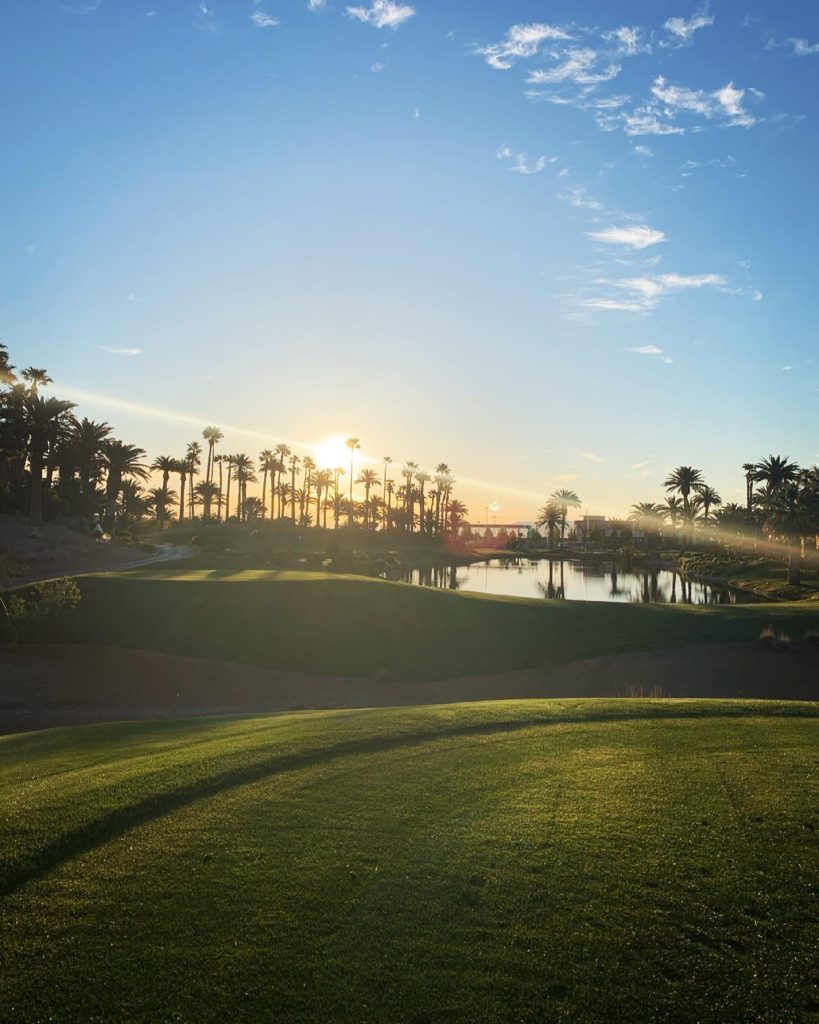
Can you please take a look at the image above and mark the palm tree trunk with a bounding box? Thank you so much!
[28,445,45,525]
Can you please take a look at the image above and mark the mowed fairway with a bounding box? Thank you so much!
[42,567,819,679]
[1,701,817,1023]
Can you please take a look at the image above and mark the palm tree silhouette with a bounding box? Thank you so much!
[151,455,178,522]
[194,480,220,521]
[289,453,301,522]
[21,367,53,395]
[693,484,722,522]
[551,488,581,543]
[356,468,380,528]
[663,466,703,513]
[402,461,418,532]
[101,440,148,534]
[23,394,75,524]
[274,444,291,518]
[742,462,756,512]
[185,441,202,518]
[258,449,275,519]
[202,426,223,485]
[382,456,392,530]
[536,502,562,549]
[345,439,360,526]
[753,454,799,494]
[415,470,430,534]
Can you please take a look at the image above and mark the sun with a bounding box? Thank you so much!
[314,436,353,470]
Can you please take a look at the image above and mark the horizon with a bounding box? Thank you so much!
[3,1,819,520]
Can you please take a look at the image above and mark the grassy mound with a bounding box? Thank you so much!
[1,700,816,1022]
[42,567,819,679]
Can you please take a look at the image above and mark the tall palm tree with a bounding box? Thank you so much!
[415,470,430,534]
[433,463,451,534]
[258,449,275,518]
[356,468,380,528]
[214,454,226,521]
[551,488,581,542]
[101,440,148,534]
[385,478,395,530]
[150,455,179,522]
[664,495,683,526]
[448,499,468,535]
[663,466,703,513]
[693,484,722,522]
[177,460,188,521]
[753,454,799,494]
[301,456,315,523]
[742,462,756,513]
[289,453,301,522]
[231,454,254,521]
[274,444,291,518]
[345,439,360,525]
[185,441,202,518]
[382,456,392,530]
[402,461,418,532]
[22,394,75,524]
[0,344,16,385]
[202,426,223,485]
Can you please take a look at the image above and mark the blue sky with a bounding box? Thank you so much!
[2,0,818,519]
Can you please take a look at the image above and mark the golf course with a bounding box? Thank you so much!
[2,700,817,1023]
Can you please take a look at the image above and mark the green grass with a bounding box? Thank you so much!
[41,567,819,679]
[677,554,819,601]
[1,701,816,1022]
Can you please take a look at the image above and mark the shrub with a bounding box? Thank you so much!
[0,578,81,645]
[757,625,775,649]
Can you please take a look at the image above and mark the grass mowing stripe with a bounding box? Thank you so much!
[2,702,816,900]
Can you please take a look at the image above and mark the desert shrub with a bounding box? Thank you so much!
[0,547,27,581]
[0,578,81,645]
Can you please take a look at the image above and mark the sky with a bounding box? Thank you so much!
[1,0,818,521]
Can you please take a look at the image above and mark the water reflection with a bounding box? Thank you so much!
[395,558,752,605]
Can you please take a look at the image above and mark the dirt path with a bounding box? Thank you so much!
[0,642,815,733]
[2,544,197,589]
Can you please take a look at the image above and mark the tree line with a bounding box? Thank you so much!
[0,345,468,537]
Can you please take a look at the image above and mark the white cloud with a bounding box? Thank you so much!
[789,38,819,56]
[346,0,415,29]
[99,346,143,356]
[664,8,714,44]
[527,48,620,86]
[581,452,605,463]
[562,185,603,210]
[630,459,651,469]
[250,10,278,28]
[587,225,666,250]
[604,26,648,56]
[496,145,513,160]
[584,273,726,314]
[371,60,386,72]
[782,365,793,371]
[626,344,673,364]
[308,0,326,8]
[633,144,654,158]
[477,23,572,70]
[511,154,548,174]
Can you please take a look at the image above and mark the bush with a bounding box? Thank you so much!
[0,578,82,645]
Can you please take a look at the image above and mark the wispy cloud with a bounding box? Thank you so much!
[477,23,572,70]
[561,184,603,210]
[664,8,714,45]
[633,144,654,158]
[603,26,649,57]
[346,0,415,30]
[788,38,819,56]
[194,2,217,33]
[625,344,673,364]
[587,225,665,250]
[597,76,760,135]
[99,346,143,356]
[250,10,278,28]
[630,459,651,469]
[584,273,726,314]
[497,148,555,175]
[581,452,605,463]
[527,48,620,86]
[308,0,326,9]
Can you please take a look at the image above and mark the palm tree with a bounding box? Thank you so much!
[222,455,235,521]
[301,456,315,523]
[382,456,393,530]
[536,502,562,549]
[753,454,799,494]
[693,484,722,522]
[356,468,380,528]
[214,454,226,521]
[259,449,275,518]
[194,480,220,520]
[402,461,418,532]
[345,439,360,525]
[72,418,111,498]
[742,462,756,513]
[0,344,16,385]
[22,394,75,524]
[274,444,291,518]
[151,455,178,521]
[385,478,395,530]
[177,459,188,521]
[185,441,202,518]
[551,488,581,543]
[101,440,148,534]
[448,499,468,535]
[231,454,254,521]
[21,367,53,395]
[663,466,703,512]
[664,495,683,526]
[289,453,301,522]
[202,426,223,485]
[414,470,430,534]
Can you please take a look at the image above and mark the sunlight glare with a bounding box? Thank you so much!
[314,436,352,470]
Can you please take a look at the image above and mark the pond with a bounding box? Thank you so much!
[397,557,754,605]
